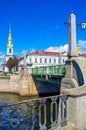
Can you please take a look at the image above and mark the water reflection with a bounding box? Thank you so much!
[0,93,38,103]
[0,93,40,129]
[0,93,62,129]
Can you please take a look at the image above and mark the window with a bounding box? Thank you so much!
[9,48,11,53]
[45,58,47,63]
[29,58,32,62]
[49,59,51,63]
[35,58,37,63]
[54,59,56,63]
[40,58,42,63]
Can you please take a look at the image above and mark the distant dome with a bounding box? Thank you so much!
[76,44,82,53]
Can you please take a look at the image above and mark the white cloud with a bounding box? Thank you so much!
[29,49,35,53]
[0,52,5,65]
[45,40,86,53]
[0,52,5,59]
[45,44,68,52]
[78,40,86,52]
[78,40,86,49]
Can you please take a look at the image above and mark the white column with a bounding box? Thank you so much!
[67,13,78,57]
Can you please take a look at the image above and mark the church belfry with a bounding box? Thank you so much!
[6,26,14,62]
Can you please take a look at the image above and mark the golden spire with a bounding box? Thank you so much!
[8,25,13,46]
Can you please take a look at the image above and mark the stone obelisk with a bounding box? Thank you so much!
[20,51,29,96]
[67,13,78,57]
[66,13,78,78]
[61,13,78,90]
[20,51,38,96]
[61,13,86,130]
[23,51,27,75]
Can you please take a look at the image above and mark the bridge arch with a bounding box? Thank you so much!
[72,60,84,86]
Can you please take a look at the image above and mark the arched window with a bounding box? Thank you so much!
[9,48,11,53]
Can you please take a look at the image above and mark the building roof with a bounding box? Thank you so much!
[32,51,86,57]
[32,50,65,55]
[78,53,86,57]
[19,51,86,62]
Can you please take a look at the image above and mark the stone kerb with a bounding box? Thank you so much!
[62,87,86,130]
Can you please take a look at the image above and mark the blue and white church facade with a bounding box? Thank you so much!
[4,27,14,73]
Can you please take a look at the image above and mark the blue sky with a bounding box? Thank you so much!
[0,0,86,61]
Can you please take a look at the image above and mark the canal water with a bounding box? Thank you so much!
[0,93,58,129]
[0,93,38,103]
[0,93,39,130]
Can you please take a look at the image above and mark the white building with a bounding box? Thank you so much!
[18,47,86,73]
[18,50,67,73]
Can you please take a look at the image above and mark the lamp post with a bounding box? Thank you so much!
[79,22,86,30]
[64,13,86,58]
[64,21,86,30]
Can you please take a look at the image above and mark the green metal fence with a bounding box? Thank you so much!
[32,64,66,75]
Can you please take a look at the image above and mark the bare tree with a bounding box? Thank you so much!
[6,57,19,72]
[13,57,18,71]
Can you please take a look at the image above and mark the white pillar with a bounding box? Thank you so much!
[67,13,78,57]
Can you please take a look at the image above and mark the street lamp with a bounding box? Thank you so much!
[64,21,86,30]
[80,22,86,30]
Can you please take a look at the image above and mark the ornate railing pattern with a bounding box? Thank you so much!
[0,94,68,130]
[31,65,66,76]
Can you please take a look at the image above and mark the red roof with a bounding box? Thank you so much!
[32,51,86,57]
[32,50,65,55]
[78,54,86,57]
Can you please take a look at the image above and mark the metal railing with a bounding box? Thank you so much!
[31,65,66,76]
[0,94,68,130]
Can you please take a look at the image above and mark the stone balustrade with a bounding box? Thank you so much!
[0,94,68,130]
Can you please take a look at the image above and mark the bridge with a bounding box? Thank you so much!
[0,64,66,97]
[31,64,66,85]
[31,64,66,76]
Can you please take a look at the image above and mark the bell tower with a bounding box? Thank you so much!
[6,26,14,62]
